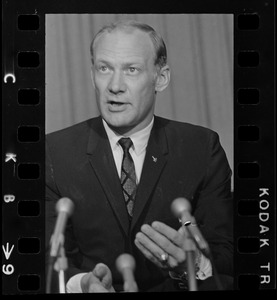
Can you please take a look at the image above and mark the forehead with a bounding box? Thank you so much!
[93,29,155,63]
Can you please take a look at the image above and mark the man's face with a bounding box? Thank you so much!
[91,29,159,135]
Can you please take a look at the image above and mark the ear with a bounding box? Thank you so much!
[90,68,96,90]
[155,65,170,92]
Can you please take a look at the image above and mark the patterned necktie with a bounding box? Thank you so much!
[118,137,137,218]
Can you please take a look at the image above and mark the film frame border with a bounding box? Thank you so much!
[234,1,275,290]
[2,0,276,294]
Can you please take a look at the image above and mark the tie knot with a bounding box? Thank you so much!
[118,137,133,152]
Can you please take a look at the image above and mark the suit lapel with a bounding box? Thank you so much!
[86,117,130,236]
[131,117,169,230]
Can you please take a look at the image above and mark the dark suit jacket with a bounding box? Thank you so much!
[46,116,233,292]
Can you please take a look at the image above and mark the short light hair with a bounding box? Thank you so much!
[90,20,167,69]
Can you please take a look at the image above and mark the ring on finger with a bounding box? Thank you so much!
[160,252,169,263]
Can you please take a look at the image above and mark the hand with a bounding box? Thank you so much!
[135,221,193,274]
[80,263,115,293]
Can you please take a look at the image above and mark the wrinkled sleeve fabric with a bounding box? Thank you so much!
[193,131,233,276]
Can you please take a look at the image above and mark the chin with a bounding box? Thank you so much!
[110,122,131,130]
[104,119,126,129]
[105,114,131,127]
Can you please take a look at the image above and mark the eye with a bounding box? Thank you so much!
[98,65,109,73]
[127,67,139,74]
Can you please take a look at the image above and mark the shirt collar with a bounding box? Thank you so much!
[102,118,154,156]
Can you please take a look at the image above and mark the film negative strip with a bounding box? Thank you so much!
[2,0,276,294]
[234,5,275,290]
[2,1,44,294]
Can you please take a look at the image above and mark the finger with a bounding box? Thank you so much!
[81,272,101,293]
[93,263,108,278]
[134,236,165,269]
[88,283,109,293]
[93,263,113,289]
[135,233,186,272]
[178,224,190,238]
[101,269,113,289]
[141,224,184,260]
[152,221,186,247]
[137,229,174,261]
[135,231,164,261]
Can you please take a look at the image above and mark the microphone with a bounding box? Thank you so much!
[50,197,74,258]
[171,197,210,259]
[115,253,138,292]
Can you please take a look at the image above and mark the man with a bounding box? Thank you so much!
[46,20,233,292]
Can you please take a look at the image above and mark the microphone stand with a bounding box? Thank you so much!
[184,225,224,291]
[46,233,68,294]
[183,237,198,291]
[54,234,68,293]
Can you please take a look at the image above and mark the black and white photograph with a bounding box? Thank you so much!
[2,0,275,295]
[45,14,234,292]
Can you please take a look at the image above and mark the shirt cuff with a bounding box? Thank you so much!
[196,253,213,280]
[169,251,212,285]
[66,273,87,293]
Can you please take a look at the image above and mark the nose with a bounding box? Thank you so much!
[108,71,126,95]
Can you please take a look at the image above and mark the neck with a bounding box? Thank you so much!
[105,118,154,137]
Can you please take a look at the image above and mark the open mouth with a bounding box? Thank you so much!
[108,101,125,106]
[107,100,129,111]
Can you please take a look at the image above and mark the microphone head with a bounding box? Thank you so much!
[171,197,191,218]
[56,197,74,216]
[116,253,136,273]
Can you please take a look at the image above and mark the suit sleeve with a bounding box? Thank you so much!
[193,131,233,277]
[45,139,88,291]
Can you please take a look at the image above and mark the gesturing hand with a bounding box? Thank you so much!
[81,263,115,293]
[135,221,193,274]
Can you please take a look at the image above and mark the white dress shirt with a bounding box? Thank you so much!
[66,118,212,293]
[102,117,154,183]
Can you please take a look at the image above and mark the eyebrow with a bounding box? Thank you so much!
[95,58,144,67]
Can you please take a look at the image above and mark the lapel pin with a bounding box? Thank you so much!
[152,156,157,163]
